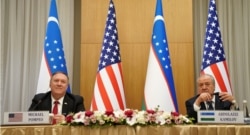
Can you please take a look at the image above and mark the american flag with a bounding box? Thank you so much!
[8,113,23,122]
[90,0,126,111]
[36,0,70,93]
[144,0,178,112]
[201,0,232,94]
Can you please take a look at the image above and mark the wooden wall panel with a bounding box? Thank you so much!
[170,43,194,113]
[81,0,194,114]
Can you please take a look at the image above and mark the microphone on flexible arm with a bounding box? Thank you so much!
[29,99,43,111]
[29,93,48,111]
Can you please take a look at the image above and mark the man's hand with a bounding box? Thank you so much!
[219,92,235,102]
[54,114,65,124]
[195,92,212,106]
[50,114,65,124]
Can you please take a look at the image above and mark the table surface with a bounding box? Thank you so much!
[1,124,250,135]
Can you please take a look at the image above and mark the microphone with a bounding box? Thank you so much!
[29,99,42,111]
[29,94,48,111]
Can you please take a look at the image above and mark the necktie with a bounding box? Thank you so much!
[207,101,214,110]
[52,101,59,124]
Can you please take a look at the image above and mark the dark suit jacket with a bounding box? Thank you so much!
[185,92,232,123]
[28,91,85,115]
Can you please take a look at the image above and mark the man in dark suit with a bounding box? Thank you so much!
[185,74,236,123]
[28,72,85,124]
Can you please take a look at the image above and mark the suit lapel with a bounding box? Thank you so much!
[214,94,222,109]
[39,92,52,113]
[200,102,207,110]
[62,94,73,115]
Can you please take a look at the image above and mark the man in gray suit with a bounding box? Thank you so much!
[29,72,85,124]
[185,74,236,123]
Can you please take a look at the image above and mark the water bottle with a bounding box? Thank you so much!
[243,100,250,124]
[243,100,249,117]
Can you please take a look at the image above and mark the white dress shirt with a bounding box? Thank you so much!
[193,96,215,111]
[51,96,65,114]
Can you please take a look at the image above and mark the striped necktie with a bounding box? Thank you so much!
[207,101,214,110]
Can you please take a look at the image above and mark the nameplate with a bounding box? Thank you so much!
[197,110,244,124]
[3,111,51,125]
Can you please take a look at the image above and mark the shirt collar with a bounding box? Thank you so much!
[51,95,64,105]
[206,95,215,103]
[211,94,215,102]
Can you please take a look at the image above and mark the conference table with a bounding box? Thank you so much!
[1,124,250,135]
